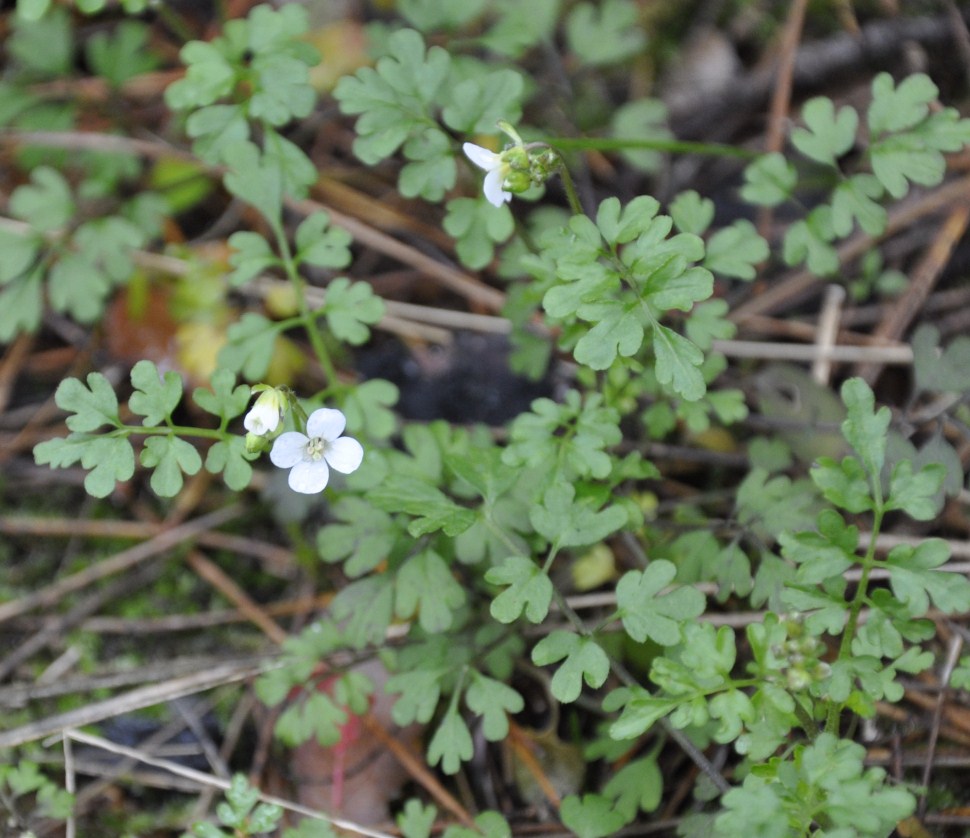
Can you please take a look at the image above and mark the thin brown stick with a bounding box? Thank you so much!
[757,0,809,240]
[360,713,476,828]
[856,202,970,383]
[0,657,274,748]
[812,284,846,384]
[918,634,964,818]
[0,563,162,682]
[184,550,288,645]
[732,175,970,322]
[64,729,393,838]
[0,505,241,625]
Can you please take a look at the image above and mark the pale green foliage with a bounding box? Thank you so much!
[183,774,283,837]
[16,3,970,835]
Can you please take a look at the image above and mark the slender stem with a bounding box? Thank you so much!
[547,136,758,159]
[115,424,225,442]
[826,505,884,734]
[556,159,585,217]
[272,222,340,391]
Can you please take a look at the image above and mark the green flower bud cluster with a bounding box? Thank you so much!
[772,614,832,692]
[502,144,560,194]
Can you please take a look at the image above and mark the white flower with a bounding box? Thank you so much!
[269,408,363,494]
[462,142,512,207]
[244,388,285,436]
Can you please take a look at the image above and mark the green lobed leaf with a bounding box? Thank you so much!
[703,220,768,280]
[867,72,936,136]
[442,68,523,134]
[10,166,75,232]
[464,673,523,741]
[565,0,645,66]
[607,686,679,740]
[831,173,886,237]
[740,152,797,206]
[34,434,135,498]
[399,128,456,200]
[532,631,610,703]
[317,497,398,577]
[191,369,250,421]
[485,555,553,624]
[602,756,662,819]
[572,299,643,369]
[369,474,476,537]
[782,205,838,275]
[883,539,970,615]
[669,190,714,235]
[387,667,445,726]
[129,360,183,427]
[323,277,385,345]
[53,372,121,432]
[616,561,705,645]
[141,435,202,497]
[652,324,706,401]
[397,800,437,838]
[341,378,399,441]
[395,549,466,633]
[780,508,858,584]
[218,313,281,382]
[560,794,628,838]
[427,703,473,774]
[530,481,627,549]
[791,97,858,166]
[205,437,254,491]
[443,197,515,270]
[839,377,890,479]
[334,28,450,164]
[222,141,283,228]
[295,211,352,269]
[886,460,944,520]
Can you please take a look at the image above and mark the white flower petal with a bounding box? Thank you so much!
[306,407,346,441]
[462,142,500,171]
[325,436,364,474]
[244,402,280,435]
[270,432,308,468]
[482,168,512,207]
[287,459,330,494]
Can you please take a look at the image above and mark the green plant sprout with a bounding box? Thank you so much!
[7,1,970,835]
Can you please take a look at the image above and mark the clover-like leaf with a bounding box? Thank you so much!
[560,794,628,838]
[532,631,609,703]
[485,555,553,624]
[222,141,283,228]
[464,673,523,741]
[140,435,203,497]
[616,561,706,646]
[53,372,121,433]
[427,702,473,775]
[323,277,385,345]
[530,481,627,549]
[205,436,254,491]
[228,231,279,287]
[740,152,797,206]
[129,360,183,427]
[791,97,858,166]
[395,549,466,633]
[34,434,135,498]
[883,539,970,615]
[704,220,768,281]
[839,377,890,479]
[295,212,353,269]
